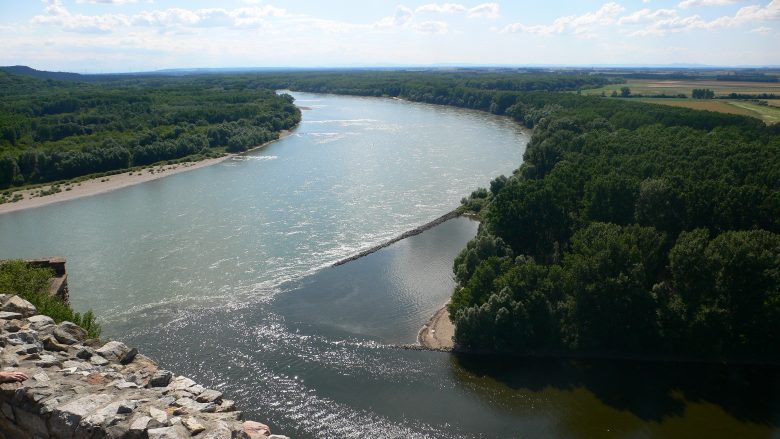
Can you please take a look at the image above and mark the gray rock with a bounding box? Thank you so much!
[90,355,109,366]
[217,399,235,412]
[27,314,55,328]
[96,340,137,364]
[4,329,39,346]
[35,354,61,368]
[149,406,169,425]
[182,416,206,434]
[75,346,94,359]
[130,415,152,431]
[148,426,188,439]
[1,295,37,317]
[168,375,197,391]
[118,400,138,414]
[53,321,88,345]
[0,311,23,320]
[50,393,114,436]
[149,369,173,387]
[203,421,233,439]
[196,388,223,403]
[12,343,40,355]
[43,335,70,352]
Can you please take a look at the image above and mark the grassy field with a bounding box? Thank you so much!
[630,98,780,124]
[583,79,780,97]
[581,79,780,124]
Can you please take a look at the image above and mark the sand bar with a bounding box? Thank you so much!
[0,130,292,215]
[418,303,455,351]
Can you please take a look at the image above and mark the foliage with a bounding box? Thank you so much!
[692,88,715,99]
[0,71,301,189]
[0,260,101,338]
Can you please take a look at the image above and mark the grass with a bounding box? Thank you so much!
[0,260,101,338]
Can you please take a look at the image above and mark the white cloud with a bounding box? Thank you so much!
[502,2,624,35]
[751,25,773,34]
[618,8,676,25]
[415,2,499,18]
[678,0,743,9]
[467,3,500,19]
[415,3,467,14]
[414,20,449,34]
[32,0,129,33]
[374,6,414,28]
[624,0,780,36]
[75,0,138,4]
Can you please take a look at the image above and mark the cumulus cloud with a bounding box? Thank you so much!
[415,3,499,19]
[678,0,744,9]
[623,0,780,36]
[75,0,138,4]
[502,2,625,35]
[32,0,129,33]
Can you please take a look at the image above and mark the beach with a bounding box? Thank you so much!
[0,130,292,215]
[418,303,455,351]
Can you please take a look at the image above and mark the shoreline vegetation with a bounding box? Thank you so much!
[0,130,292,215]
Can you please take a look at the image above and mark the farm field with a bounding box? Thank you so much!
[631,98,780,124]
[583,78,780,97]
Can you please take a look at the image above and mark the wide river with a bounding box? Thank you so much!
[1,92,778,438]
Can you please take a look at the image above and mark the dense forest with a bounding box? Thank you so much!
[254,70,780,361]
[0,71,301,189]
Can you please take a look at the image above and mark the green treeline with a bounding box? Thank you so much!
[262,71,780,361]
[0,72,301,188]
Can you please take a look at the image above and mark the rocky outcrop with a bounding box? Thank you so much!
[0,295,289,439]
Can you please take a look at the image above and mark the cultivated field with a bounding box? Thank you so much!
[582,78,780,97]
[583,78,780,124]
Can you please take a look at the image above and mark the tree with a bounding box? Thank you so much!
[620,87,631,97]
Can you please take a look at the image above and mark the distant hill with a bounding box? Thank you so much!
[0,65,88,81]
[0,65,159,82]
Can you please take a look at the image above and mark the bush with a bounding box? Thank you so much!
[0,260,101,338]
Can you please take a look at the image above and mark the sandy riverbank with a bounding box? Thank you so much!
[418,303,455,351]
[0,130,292,215]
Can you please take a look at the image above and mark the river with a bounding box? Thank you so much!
[1,92,778,438]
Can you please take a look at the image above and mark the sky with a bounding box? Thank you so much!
[0,0,777,73]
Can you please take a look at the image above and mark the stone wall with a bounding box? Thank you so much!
[25,257,69,303]
[0,294,289,439]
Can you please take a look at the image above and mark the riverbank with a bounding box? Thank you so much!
[417,303,455,351]
[0,130,293,215]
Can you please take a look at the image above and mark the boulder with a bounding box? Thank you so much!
[26,314,55,329]
[148,426,188,439]
[0,311,23,320]
[196,389,223,403]
[241,420,272,438]
[182,416,206,434]
[96,340,137,364]
[149,369,173,387]
[1,296,37,318]
[53,322,87,345]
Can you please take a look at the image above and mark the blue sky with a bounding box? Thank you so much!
[0,0,777,72]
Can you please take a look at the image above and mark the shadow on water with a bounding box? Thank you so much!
[451,353,780,428]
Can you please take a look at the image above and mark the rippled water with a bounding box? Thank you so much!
[1,92,778,438]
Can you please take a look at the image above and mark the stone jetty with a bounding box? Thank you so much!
[0,293,289,439]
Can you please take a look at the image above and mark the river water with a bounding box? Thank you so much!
[1,92,778,438]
